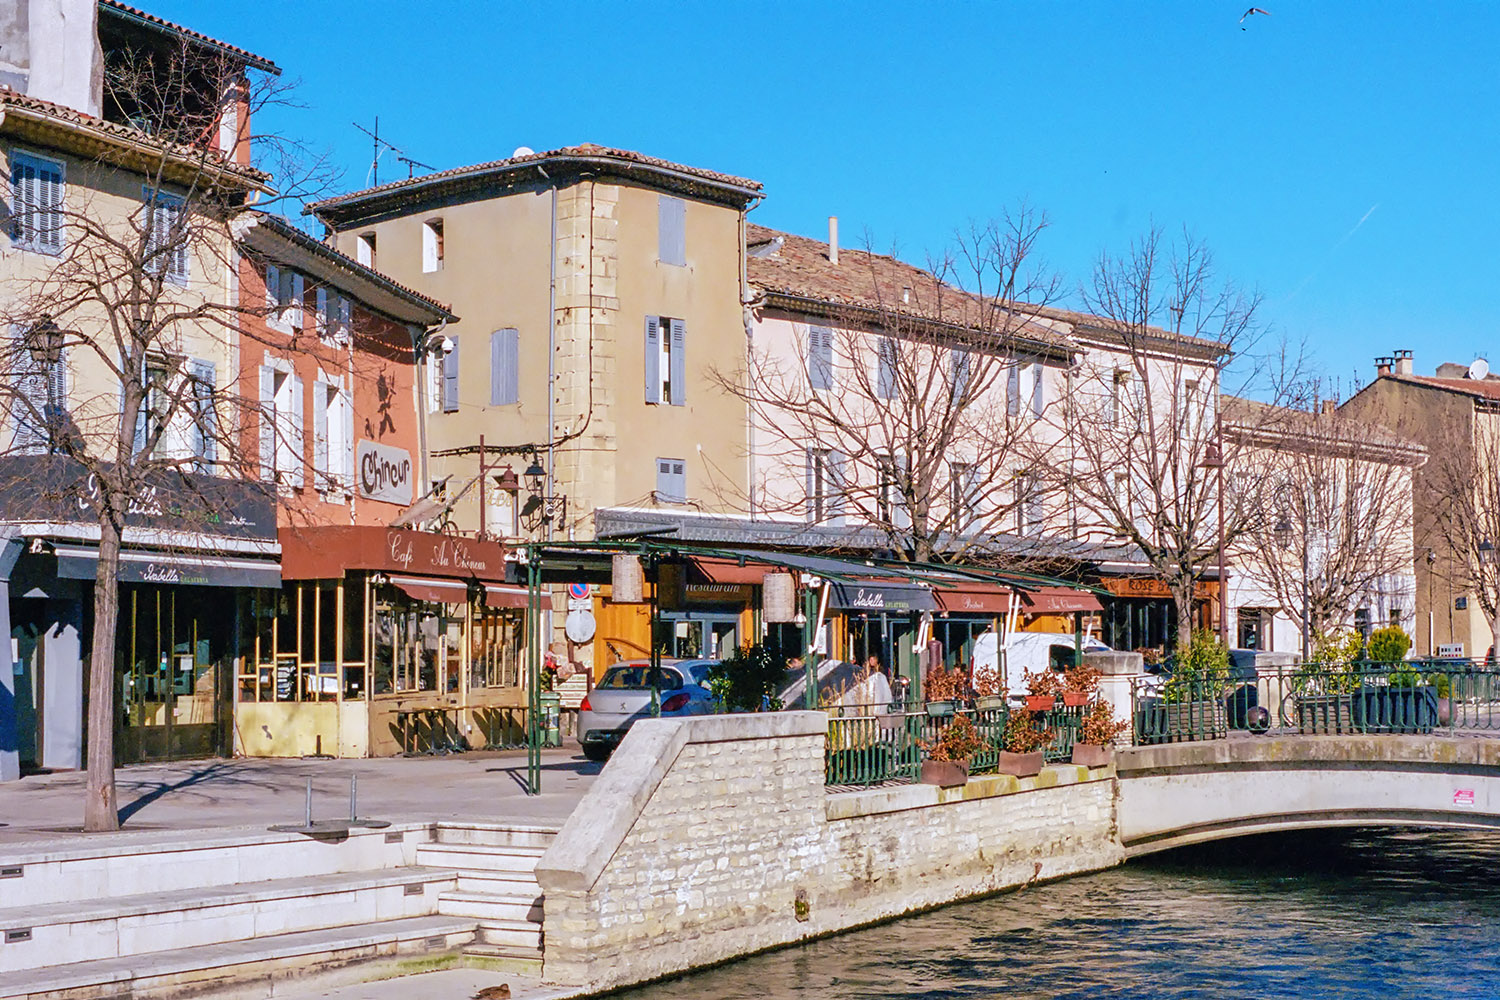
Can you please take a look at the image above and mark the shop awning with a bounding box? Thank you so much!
[53,544,280,589]
[935,584,1017,615]
[389,574,469,604]
[689,556,767,585]
[1021,586,1103,613]
[484,584,531,609]
[829,580,938,613]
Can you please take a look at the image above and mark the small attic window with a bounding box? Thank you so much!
[355,232,376,268]
[422,218,444,272]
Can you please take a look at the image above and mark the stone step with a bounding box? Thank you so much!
[437,889,543,923]
[459,942,544,974]
[0,867,456,974]
[0,914,476,1000]
[415,842,544,874]
[473,918,544,954]
[454,870,543,896]
[432,822,560,850]
[0,823,426,909]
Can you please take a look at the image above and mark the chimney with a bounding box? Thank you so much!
[827,216,839,266]
[1375,356,1393,377]
[1393,349,1414,376]
[1321,399,1337,415]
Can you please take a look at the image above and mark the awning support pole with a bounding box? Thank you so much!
[524,550,542,795]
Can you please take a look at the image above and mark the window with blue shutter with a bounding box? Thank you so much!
[808,326,833,391]
[441,336,460,412]
[876,337,897,400]
[491,328,520,405]
[950,347,971,403]
[644,316,662,403]
[656,457,686,503]
[142,187,189,283]
[9,152,65,255]
[658,196,686,266]
[668,318,686,406]
[188,359,216,474]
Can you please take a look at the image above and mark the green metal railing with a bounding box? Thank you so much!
[1129,660,1500,746]
[824,699,1084,786]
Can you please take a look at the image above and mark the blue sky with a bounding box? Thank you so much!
[157,1,1500,393]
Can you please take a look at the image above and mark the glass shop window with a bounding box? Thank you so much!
[343,576,367,700]
[470,607,522,689]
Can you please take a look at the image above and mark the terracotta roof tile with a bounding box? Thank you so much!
[99,1,281,74]
[1400,374,1500,400]
[308,144,762,219]
[746,223,1071,350]
[0,87,270,187]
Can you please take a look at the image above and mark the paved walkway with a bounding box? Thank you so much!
[0,745,597,847]
[272,967,580,1000]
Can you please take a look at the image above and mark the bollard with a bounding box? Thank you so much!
[304,776,313,829]
[349,774,358,822]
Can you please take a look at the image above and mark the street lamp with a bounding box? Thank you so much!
[1275,517,1311,662]
[519,455,566,533]
[25,319,63,367]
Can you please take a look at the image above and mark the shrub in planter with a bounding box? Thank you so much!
[1024,667,1061,712]
[997,707,1052,776]
[920,714,990,786]
[1062,661,1101,707]
[1368,625,1413,666]
[1071,701,1128,767]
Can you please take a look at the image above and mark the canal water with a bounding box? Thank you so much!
[621,829,1500,999]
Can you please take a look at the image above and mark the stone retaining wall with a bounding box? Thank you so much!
[535,712,1123,991]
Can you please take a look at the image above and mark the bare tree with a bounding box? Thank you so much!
[0,40,325,830]
[1229,399,1422,651]
[721,209,1063,563]
[1049,227,1293,655]
[1423,408,1500,657]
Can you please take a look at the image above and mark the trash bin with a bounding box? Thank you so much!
[540,691,562,747]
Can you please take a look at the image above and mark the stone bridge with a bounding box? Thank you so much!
[1116,734,1500,856]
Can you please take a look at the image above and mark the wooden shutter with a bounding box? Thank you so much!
[258,365,276,481]
[187,359,216,473]
[8,326,44,452]
[809,326,833,390]
[1031,362,1045,416]
[877,337,896,399]
[644,316,661,403]
[337,295,352,344]
[1007,363,1020,417]
[313,378,330,489]
[805,449,817,523]
[341,387,355,488]
[491,328,519,405]
[290,273,305,327]
[658,195,686,266]
[288,374,305,487]
[829,450,848,524]
[669,319,686,406]
[265,264,281,312]
[315,287,329,337]
[951,347,970,402]
[441,337,460,412]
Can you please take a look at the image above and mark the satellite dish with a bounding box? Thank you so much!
[1470,358,1491,380]
[511,145,535,158]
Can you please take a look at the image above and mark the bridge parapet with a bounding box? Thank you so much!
[1117,734,1500,856]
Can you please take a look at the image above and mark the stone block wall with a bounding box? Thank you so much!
[536,712,1123,991]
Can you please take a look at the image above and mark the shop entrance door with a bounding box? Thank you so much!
[117,585,230,763]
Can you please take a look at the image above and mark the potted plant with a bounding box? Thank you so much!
[972,662,1007,712]
[1023,668,1061,714]
[1292,628,1361,734]
[920,714,988,786]
[1355,626,1436,733]
[1062,661,1102,708]
[1160,630,1229,742]
[997,707,1052,777]
[1427,669,1453,726]
[924,665,961,717]
[1071,701,1128,767]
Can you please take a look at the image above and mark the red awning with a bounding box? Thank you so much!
[390,575,469,604]
[1021,586,1103,613]
[690,557,768,585]
[484,584,531,609]
[935,584,1017,615]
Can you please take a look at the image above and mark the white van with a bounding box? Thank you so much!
[971,631,1112,698]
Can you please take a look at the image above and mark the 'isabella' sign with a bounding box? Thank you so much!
[357,440,413,504]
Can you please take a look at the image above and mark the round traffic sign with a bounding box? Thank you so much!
[565,609,597,643]
[568,582,590,600]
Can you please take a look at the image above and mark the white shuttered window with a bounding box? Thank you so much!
[9,152,65,254]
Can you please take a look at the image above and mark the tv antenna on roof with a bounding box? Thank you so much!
[396,154,435,179]
[352,117,415,187]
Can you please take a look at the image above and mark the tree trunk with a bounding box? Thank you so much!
[1172,580,1195,657]
[83,515,123,832]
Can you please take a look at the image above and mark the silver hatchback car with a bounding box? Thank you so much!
[577,659,718,761]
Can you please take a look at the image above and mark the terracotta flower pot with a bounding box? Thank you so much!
[920,759,969,787]
[996,750,1045,777]
[1025,694,1056,713]
[1062,692,1092,708]
[1071,743,1114,768]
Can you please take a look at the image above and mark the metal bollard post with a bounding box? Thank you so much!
[349,774,358,822]
[304,776,313,829]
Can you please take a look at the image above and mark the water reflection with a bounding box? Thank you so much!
[623,830,1500,999]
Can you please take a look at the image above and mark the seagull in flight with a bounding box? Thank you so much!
[1240,7,1271,28]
